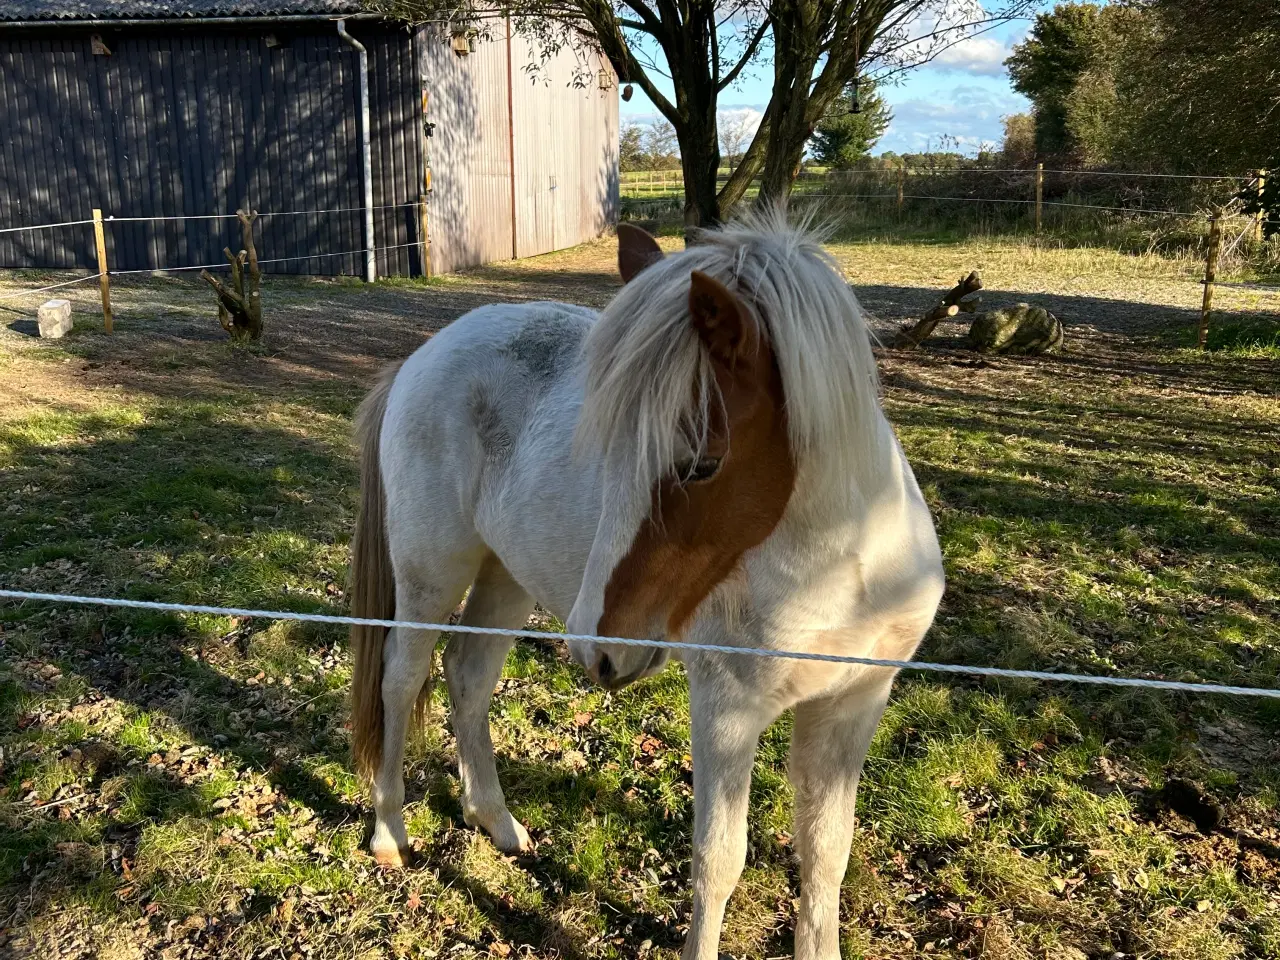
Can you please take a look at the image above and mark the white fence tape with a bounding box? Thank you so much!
[2,589,1278,700]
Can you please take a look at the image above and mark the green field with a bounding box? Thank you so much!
[2,235,1279,959]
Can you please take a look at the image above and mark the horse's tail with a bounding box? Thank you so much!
[349,361,403,782]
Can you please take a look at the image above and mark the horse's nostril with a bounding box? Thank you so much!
[596,653,614,684]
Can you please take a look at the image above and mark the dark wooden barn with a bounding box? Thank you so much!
[0,2,619,277]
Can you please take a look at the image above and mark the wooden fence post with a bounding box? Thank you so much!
[1198,214,1222,350]
[897,165,905,218]
[92,208,112,333]
[1034,162,1044,234]
[1256,169,1267,243]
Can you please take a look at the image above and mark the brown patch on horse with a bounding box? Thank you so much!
[598,271,796,640]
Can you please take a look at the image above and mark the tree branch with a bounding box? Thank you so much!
[618,0,663,33]
[717,16,771,91]
[579,0,680,120]
[717,101,773,211]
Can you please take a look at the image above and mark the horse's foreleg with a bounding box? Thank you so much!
[684,679,772,960]
[443,554,536,854]
[789,675,895,960]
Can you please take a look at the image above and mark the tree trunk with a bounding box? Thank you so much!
[679,114,721,236]
[756,7,821,207]
[202,209,263,340]
[757,99,811,204]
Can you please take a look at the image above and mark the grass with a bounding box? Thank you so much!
[1,235,1279,959]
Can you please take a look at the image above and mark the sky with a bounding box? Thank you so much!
[619,15,1034,157]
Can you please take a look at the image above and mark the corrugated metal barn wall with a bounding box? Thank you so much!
[0,23,422,276]
[417,21,619,274]
[510,30,619,260]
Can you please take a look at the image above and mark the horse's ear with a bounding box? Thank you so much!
[618,223,663,283]
[688,270,757,365]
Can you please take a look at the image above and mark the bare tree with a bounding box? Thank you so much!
[619,120,646,171]
[371,1,1036,230]
[718,109,758,173]
[643,118,680,168]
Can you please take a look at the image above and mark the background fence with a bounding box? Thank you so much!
[618,164,1279,353]
[620,165,1269,258]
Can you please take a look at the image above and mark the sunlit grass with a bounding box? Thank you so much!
[1,240,1278,958]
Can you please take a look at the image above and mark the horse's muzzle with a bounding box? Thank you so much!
[588,645,668,690]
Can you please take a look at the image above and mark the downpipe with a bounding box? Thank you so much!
[337,19,376,283]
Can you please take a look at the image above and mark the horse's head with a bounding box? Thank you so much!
[565,223,798,689]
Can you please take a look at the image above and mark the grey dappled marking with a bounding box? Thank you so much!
[501,310,587,380]
[468,384,512,460]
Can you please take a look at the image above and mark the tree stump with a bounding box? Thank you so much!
[201,209,263,341]
[894,270,983,347]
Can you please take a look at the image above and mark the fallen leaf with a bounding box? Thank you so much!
[407,889,422,912]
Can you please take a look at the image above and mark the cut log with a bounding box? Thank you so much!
[894,270,983,347]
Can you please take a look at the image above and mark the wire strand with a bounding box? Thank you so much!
[105,202,421,223]
[2,589,1277,701]
[0,272,103,302]
[0,218,97,235]
[106,242,425,276]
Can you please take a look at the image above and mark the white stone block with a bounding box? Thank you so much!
[37,299,73,338]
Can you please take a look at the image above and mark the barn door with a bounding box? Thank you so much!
[512,70,558,258]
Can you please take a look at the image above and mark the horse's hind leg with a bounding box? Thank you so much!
[443,552,536,854]
[788,674,895,960]
[370,555,482,867]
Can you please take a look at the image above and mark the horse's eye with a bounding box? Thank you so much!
[678,457,722,484]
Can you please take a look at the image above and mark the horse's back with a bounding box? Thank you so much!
[378,301,595,604]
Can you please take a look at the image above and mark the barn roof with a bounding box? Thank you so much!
[0,1,366,22]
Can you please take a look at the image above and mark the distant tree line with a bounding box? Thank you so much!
[1001,0,1277,223]
[620,119,682,172]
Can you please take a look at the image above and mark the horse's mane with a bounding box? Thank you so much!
[577,205,891,497]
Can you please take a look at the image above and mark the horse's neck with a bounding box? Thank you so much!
[743,435,924,625]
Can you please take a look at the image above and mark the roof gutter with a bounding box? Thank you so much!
[0,13,381,28]
[337,17,376,283]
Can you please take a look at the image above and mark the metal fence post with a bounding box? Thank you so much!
[1256,169,1267,244]
[1035,162,1044,234]
[1198,214,1222,350]
[419,192,432,279]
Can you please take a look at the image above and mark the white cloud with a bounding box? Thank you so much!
[878,84,1027,154]
[932,35,1012,76]
[717,107,764,134]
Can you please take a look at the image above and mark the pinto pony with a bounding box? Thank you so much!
[348,211,944,960]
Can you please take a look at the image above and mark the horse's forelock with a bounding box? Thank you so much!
[577,209,889,497]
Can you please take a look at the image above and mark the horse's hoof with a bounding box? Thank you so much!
[467,807,534,855]
[491,814,534,855]
[371,843,412,868]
